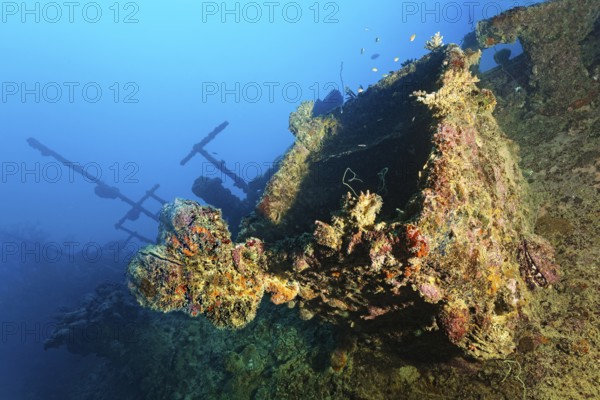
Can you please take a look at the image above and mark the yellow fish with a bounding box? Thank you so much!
[394,57,400,62]
[372,67,378,72]
[410,33,416,42]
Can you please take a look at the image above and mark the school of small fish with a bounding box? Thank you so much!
[356,30,418,92]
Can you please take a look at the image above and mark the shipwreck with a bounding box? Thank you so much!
[126,39,561,360]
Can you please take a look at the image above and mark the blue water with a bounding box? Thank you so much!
[0,1,543,398]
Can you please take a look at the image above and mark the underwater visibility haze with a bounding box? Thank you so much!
[1,0,600,399]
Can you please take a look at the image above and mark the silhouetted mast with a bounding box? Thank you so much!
[180,121,250,195]
[27,137,164,243]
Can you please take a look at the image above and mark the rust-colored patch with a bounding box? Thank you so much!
[485,37,497,46]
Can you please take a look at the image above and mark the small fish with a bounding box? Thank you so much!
[364,27,370,31]
[372,67,378,72]
[358,144,366,147]
[211,151,218,155]
[375,37,380,43]
[357,85,364,93]
[410,33,416,42]
[360,47,365,55]
[371,53,380,60]
[394,57,400,62]
[382,74,389,78]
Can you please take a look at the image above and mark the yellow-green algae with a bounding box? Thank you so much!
[127,45,558,361]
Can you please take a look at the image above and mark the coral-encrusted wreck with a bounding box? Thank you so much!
[127,45,559,360]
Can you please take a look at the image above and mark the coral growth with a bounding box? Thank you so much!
[128,46,559,360]
[128,199,266,329]
[476,0,600,116]
[425,32,444,51]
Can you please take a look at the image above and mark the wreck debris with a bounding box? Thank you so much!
[127,199,266,329]
[127,45,559,360]
[476,0,600,115]
[517,238,560,290]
